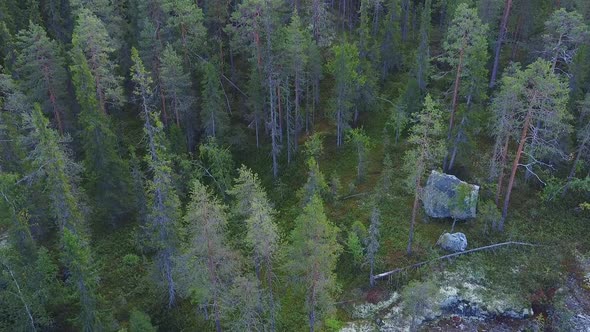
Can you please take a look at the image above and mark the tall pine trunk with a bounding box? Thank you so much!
[443,43,465,172]
[500,110,532,230]
[489,0,513,87]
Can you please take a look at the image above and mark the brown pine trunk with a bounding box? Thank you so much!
[443,44,465,171]
[449,45,465,136]
[510,16,523,61]
[500,110,533,230]
[42,63,64,134]
[490,0,513,87]
[173,92,180,127]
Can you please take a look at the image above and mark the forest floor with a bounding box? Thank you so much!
[87,87,590,330]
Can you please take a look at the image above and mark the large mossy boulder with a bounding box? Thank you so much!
[422,171,479,219]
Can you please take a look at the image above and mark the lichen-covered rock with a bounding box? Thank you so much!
[422,171,479,219]
[436,232,467,252]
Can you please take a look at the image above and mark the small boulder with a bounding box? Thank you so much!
[422,171,479,219]
[437,232,467,252]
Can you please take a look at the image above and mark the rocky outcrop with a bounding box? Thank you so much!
[436,232,467,252]
[422,171,479,219]
[345,267,534,331]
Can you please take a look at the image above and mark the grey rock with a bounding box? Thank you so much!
[436,232,467,252]
[422,171,479,219]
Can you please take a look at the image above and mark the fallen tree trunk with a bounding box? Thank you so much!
[340,192,371,200]
[373,241,538,281]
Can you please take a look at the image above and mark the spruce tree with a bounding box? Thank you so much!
[403,95,446,254]
[285,194,341,332]
[27,104,102,330]
[228,166,279,329]
[200,60,228,139]
[298,157,328,205]
[131,47,180,307]
[178,180,240,332]
[70,47,131,224]
[0,174,59,331]
[346,128,372,182]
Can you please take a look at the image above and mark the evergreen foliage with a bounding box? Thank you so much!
[2,1,590,330]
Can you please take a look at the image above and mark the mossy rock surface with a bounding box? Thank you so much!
[423,171,479,220]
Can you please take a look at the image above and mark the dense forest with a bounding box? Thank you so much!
[1,0,590,331]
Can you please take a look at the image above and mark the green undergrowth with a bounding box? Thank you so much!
[89,85,590,330]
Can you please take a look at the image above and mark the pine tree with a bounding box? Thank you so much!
[285,194,341,332]
[200,60,228,139]
[160,44,195,129]
[488,63,521,205]
[283,9,311,163]
[72,8,124,114]
[328,42,364,146]
[70,47,131,224]
[489,0,513,87]
[439,4,488,171]
[380,0,403,76]
[14,22,68,133]
[415,0,431,91]
[403,95,446,254]
[163,0,207,68]
[228,0,283,177]
[131,47,180,307]
[356,0,380,119]
[70,0,127,51]
[40,0,74,43]
[136,0,170,126]
[542,8,589,72]
[495,59,571,230]
[308,0,333,47]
